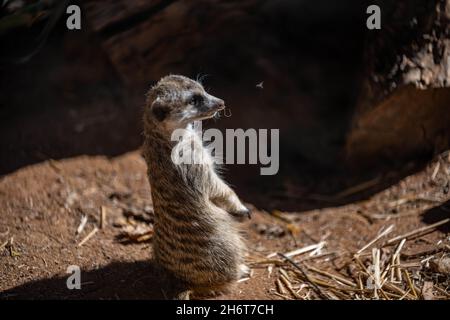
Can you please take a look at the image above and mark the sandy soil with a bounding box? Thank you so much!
[0,151,449,300]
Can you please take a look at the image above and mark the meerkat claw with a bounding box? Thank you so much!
[239,264,251,279]
[244,208,252,219]
[230,207,251,221]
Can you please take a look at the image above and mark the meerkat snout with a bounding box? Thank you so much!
[145,75,226,132]
[194,94,225,116]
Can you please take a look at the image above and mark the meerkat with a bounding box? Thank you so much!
[142,75,251,299]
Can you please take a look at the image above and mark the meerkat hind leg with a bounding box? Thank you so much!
[175,290,192,300]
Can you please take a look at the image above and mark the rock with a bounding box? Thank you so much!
[346,0,450,168]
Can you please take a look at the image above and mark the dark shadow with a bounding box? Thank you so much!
[0,25,142,176]
[0,260,179,300]
[0,0,438,214]
[422,200,450,233]
[0,1,368,177]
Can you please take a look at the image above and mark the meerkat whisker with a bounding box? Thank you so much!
[223,108,232,117]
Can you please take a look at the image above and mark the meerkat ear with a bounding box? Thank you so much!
[151,98,170,122]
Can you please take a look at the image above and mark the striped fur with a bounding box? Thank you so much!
[142,75,250,296]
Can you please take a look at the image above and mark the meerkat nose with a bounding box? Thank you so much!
[215,99,225,110]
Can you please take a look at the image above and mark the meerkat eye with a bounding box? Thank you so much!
[189,94,203,106]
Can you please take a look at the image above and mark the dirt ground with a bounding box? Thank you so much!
[0,150,449,300]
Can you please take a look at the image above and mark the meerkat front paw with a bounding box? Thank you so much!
[238,264,251,279]
[229,205,252,221]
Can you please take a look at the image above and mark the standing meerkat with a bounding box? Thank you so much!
[142,75,251,298]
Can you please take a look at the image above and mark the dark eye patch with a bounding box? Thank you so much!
[189,94,204,107]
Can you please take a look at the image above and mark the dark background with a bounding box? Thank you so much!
[0,0,448,210]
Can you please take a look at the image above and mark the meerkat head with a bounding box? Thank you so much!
[144,75,225,133]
